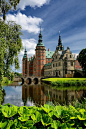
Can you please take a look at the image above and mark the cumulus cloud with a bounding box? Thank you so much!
[17,0,50,10]
[5,12,43,34]
[19,38,36,56]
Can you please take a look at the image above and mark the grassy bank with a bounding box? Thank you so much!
[42,78,86,90]
[42,78,86,82]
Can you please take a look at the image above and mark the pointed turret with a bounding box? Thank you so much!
[56,31,64,51]
[23,47,27,58]
[37,27,45,46]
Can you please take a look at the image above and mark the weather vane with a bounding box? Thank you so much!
[59,31,60,35]
[40,26,41,33]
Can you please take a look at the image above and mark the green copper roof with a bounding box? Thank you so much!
[37,42,45,46]
[45,63,51,66]
[37,30,45,46]
[28,57,34,61]
[46,51,55,58]
[23,48,27,58]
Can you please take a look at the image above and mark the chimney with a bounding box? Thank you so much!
[48,48,49,51]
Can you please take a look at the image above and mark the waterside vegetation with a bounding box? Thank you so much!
[0,80,86,128]
[0,96,86,129]
[42,78,86,90]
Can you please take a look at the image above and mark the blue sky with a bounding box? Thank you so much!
[1,0,86,73]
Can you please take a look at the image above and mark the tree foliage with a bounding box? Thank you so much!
[0,18,23,77]
[77,48,86,76]
[0,0,21,21]
[0,0,23,87]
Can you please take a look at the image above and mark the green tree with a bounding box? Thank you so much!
[0,0,20,21]
[0,0,23,88]
[77,48,86,77]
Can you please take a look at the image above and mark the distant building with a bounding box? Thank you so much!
[22,30,82,77]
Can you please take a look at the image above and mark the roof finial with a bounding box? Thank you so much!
[59,31,60,36]
[40,26,41,33]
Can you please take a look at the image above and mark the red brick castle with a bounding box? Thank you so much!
[22,30,82,77]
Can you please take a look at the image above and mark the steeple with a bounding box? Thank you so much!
[23,47,27,58]
[56,31,64,51]
[37,27,45,46]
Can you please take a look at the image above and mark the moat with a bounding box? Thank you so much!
[0,81,86,108]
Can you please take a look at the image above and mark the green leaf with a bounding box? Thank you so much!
[83,121,86,126]
[1,105,18,118]
[77,115,86,120]
[31,111,41,123]
[60,123,68,129]
[23,120,34,128]
[41,114,53,126]
[70,116,77,119]
[51,120,61,129]
[41,104,54,113]
[18,114,29,122]
[0,121,8,128]
[48,111,54,117]
[79,109,85,115]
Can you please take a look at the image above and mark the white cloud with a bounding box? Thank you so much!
[19,38,36,56]
[17,0,50,10]
[5,12,43,34]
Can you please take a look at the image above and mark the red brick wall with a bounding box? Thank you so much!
[75,60,82,70]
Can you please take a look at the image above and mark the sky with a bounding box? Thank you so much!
[1,0,86,73]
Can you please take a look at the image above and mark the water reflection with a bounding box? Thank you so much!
[1,82,86,108]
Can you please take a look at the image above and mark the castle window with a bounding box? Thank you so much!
[42,57,43,59]
[42,61,43,64]
[53,64,54,67]
[56,63,57,67]
[59,62,60,66]
[42,54,43,56]
[48,59,50,61]
[71,62,73,66]
[70,55,71,58]
[56,56,57,59]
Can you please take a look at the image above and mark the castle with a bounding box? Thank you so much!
[22,30,82,78]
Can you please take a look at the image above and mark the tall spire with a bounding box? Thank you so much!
[23,46,27,58]
[40,26,41,34]
[37,27,45,46]
[56,31,64,51]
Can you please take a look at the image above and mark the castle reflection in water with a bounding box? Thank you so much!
[21,84,86,107]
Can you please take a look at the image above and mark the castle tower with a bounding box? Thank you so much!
[35,28,46,77]
[22,48,28,77]
[56,31,64,51]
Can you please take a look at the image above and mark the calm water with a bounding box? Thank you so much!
[1,81,86,107]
